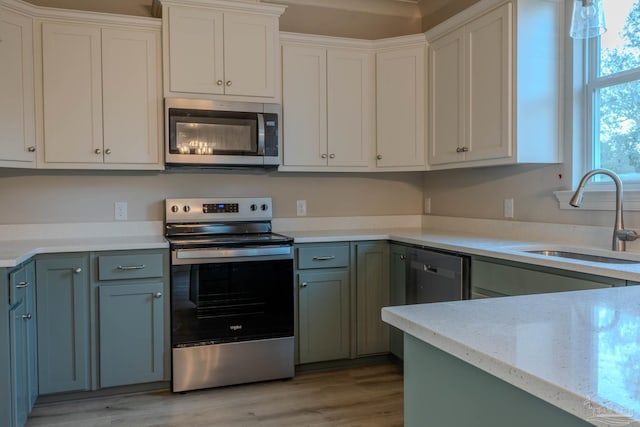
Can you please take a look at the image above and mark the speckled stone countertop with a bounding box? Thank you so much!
[382,287,640,426]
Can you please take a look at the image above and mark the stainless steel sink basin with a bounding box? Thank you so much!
[525,250,640,264]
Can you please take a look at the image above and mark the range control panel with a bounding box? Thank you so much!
[165,197,272,223]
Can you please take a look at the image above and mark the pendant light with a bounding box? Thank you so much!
[570,0,607,39]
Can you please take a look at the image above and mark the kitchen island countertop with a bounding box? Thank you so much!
[382,286,640,426]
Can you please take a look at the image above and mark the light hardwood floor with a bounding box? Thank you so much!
[26,363,403,427]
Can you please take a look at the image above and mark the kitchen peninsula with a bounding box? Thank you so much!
[382,286,640,427]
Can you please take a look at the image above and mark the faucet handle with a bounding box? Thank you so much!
[616,229,638,242]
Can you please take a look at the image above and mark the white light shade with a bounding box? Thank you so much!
[570,0,607,39]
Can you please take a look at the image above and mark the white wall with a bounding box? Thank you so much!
[0,169,423,224]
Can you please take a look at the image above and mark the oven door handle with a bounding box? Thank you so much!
[173,245,292,263]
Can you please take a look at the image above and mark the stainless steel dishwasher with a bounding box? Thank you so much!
[406,247,470,304]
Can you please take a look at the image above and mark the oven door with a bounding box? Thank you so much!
[170,249,294,348]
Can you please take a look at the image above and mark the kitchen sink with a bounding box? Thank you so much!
[524,250,640,264]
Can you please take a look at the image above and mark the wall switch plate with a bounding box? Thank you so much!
[296,200,307,217]
[115,202,128,221]
[424,197,431,214]
[504,198,514,218]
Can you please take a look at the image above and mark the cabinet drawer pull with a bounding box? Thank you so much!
[15,281,30,288]
[117,265,146,271]
[74,267,82,274]
[399,255,406,260]
[312,256,335,261]
[28,146,36,152]
[22,313,32,320]
[300,282,308,288]
[154,292,162,299]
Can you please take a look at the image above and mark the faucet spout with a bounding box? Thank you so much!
[570,169,637,251]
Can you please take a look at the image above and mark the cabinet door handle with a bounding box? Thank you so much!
[329,153,335,159]
[15,281,30,288]
[377,154,382,160]
[456,146,469,153]
[74,267,82,273]
[399,255,406,260]
[312,256,335,261]
[22,313,32,320]
[28,146,36,152]
[95,148,102,155]
[154,292,162,299]
[300,282,308,288]
[117,265,146,271]
[105,148,112,155]
[321,154,327,159]
[217,80,223,86]
[226,81,232,86]
[424,264,438,273]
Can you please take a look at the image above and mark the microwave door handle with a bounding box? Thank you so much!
[257,113,266,156]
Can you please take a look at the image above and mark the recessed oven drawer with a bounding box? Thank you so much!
[297,243,350,269]
[98,253,164,281]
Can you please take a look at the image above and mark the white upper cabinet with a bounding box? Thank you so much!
[376,40,426,170]
[159,0,285,101]
[39,17,162,169]
[281,35,373,171]
[426,0,564,169]
[0,5,36,168]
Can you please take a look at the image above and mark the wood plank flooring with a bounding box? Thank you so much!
[26,363,403,427]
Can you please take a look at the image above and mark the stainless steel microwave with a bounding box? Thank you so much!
[165,98,280,167]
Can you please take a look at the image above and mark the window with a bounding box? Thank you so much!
[587,0,640,182]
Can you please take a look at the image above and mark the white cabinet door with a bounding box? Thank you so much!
[223,13,277,97]
[167,7,224,95]
[376,45,426,169]
[0,8,35,167]
[102,28,161,165]
[428,29,465,165]
[166,7,277,99]
[282,44,327,167]
[327,49,371,167]
[42,22,103,164]
[465,3,512,162]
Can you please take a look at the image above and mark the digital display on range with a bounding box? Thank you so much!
[203,203,239,213]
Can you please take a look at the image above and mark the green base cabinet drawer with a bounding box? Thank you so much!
[297,243,350,269]
[97,253,164,280]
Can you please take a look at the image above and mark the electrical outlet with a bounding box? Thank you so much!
[504,198,514,219]
[296,200,307,217]
[115,202,128,221]
[424,197,431,214]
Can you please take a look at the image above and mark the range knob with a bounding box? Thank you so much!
[171,205,179,213]
[183,205,191,213]
[250,204,258,211]
[261,204,269,211]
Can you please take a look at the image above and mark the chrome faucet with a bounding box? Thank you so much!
[569,169,638,251]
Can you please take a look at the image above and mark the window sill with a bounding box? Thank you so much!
[554,190,640,211]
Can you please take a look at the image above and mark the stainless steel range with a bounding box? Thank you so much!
[165,197,294,392]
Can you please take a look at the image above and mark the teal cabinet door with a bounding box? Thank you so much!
[36,254,90,394]
[471,257,624,298]
[98,282,164,388]
[355,242,390,356]
[298,270,350,364]
[23,261,37,411]
[389,244,408,359]
[9,299,28,427]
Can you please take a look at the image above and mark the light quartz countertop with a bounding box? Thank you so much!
[284,227,640,282]
[382,286,640,426]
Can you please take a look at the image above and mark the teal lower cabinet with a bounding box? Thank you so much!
[35,249,169,396]
[404,333,592,427]
[2,260,37,427]
[471,256,624,298]
[388,244,408,359]
[94,250,169,388]
[298,269,351,363]
[36,254,91,394]
[98,282,164,387]
[354,242,390,356]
